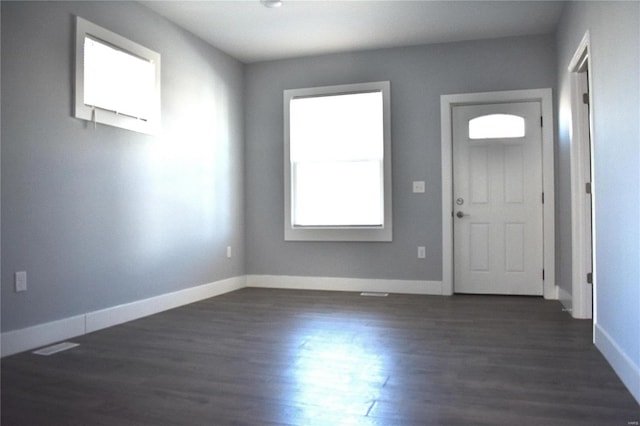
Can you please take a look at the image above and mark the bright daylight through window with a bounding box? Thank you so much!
[284,81,392,242]
[468,114,525,139]
[75,16,160,134]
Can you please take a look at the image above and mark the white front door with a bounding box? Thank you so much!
[453,102,543,295]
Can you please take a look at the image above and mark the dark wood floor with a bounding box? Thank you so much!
[2,288,639,425]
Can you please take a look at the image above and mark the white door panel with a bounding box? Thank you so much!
[453,102,543,295]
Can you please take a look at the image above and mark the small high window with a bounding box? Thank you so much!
[75,17,161,134]
[469,114,525,139]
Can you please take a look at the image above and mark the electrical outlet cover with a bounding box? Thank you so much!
[418,246,426,258]
[412,181,425,193]
[15,271,27,292]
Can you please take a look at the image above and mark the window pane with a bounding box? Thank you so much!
[290,92,383,162]
[293,160,383,227]
[84,36,156,119]
[284,81,391,241]
[468,114,525,139]
[290,90,385,228]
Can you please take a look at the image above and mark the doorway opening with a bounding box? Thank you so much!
[440,89,556,298]
[452,101,543,295]
[568,31,595,320]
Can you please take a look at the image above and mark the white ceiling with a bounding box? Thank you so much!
[141,1,565,63]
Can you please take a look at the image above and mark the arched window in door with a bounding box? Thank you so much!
[469,114,526,139]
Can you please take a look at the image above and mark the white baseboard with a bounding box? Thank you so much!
[557,286,573,314]
[2,274,439,357]
[595,322,640,404]
[246,274,444,295]
[86,276,246,333]
[1,276,246,358]
[1,315,86,359]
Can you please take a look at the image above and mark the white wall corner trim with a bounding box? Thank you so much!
[595,323,640,404]
[440,88,556,299]
[246,275,443,295]
[1,276,246,358]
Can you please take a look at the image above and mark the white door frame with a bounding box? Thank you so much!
[440,89,556,299]
[568,31,596,320]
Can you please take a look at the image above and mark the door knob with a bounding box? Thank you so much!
[456,211,467,218]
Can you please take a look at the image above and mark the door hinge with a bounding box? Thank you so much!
[542,192,545,204]
[587,272,593,284]
[540,116,543,127]
[542,269,545,280]
[586,182,592,194]
[583,93,590,105]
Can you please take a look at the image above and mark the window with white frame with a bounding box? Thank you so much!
[74,16,161,134]
[284,81,392,241]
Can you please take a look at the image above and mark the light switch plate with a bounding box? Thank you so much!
[412,181,425,193]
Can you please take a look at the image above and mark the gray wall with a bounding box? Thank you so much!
[244,35,557,281]
[1,1,245,331]
[556,1,640,395]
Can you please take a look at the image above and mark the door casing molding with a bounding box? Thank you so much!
[440,89,556,299]
[568,31,595,320]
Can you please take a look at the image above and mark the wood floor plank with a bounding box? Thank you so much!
[2,288,639,425]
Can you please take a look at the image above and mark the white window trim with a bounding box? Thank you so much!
[74,16,161,135]
[284,81,392,242]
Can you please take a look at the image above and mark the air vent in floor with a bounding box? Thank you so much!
[33,342,79,356]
